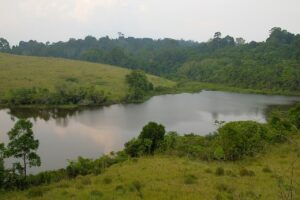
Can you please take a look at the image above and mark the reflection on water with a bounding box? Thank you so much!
[0,91,299,173]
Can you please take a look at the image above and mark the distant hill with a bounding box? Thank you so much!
[1,27,300,93]
[0,53,175,102]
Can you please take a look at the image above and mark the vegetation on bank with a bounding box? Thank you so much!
[1,103,299,198]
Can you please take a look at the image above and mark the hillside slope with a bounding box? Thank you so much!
[0,53,175,102]
[2,134,299,200]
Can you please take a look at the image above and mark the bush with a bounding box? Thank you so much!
[262,166,272,173]
[131,180,143,192]
[289,103,300,129]
[125,70,153,102]
[239,168,255,177]
[217,121,269,160]
[90,189,103,197]
[26,187,45,198]
[184,174,198,184]
[215,167,225,176]
[1,85,107,106]
[103,176,112,184]
[125,122,165,156]
[124,138,152,157]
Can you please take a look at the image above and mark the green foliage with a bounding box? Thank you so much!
[103,176,112,184]
[184,174,198,184]
[124,138,152,157]
[239,168,255,177]
[138,122,165,154]
[217,121,269,160]
[1,85,107,106]
[124,122,165,157]
[6,119,40,177]
[125,70,154,102]
[0,38,10,52]
[289,103,300,129]
[0,143,5,188]
[26,187,45,198]
[268,112,294,142]
[214,146,225,160]
[179,28,300,93]
[66,151,127,178]
[215,167,225,176]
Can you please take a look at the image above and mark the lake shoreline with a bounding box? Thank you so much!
[1,81,300,110]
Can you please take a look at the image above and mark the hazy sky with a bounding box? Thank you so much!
[1,0,300,45]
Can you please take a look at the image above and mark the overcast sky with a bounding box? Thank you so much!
[1,0,300,45]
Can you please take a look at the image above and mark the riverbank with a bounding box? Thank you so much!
[2,81,300,110]
[1,133,299,200]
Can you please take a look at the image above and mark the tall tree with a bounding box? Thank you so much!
[138,122,165,154]
[6,119,41,177]
[0,38,10,52]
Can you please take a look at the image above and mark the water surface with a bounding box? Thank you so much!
[0,91,299,173]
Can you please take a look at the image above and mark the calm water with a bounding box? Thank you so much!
[0,91,299,173]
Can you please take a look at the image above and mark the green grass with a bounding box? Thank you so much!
[0,53,175,102]
[2,134,300,200]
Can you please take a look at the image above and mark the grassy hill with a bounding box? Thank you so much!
[1,134,299,200]
[0,53,175,102]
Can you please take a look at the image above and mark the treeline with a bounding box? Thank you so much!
[0,31,238,77]
[1,103,299,191]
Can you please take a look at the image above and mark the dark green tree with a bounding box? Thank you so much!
[138,122,165,154]
[0,38,10,52]
[7,119,41,178]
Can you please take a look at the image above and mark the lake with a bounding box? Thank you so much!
[0,91,299,173]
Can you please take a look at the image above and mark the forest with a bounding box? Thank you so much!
[1,27,299,93]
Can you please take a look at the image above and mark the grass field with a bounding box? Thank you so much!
[0,53,175,102]
[1,134,299,200]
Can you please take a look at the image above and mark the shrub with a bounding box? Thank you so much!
[217,121,269,160]
[80,177,92,185]
[262,166,272,173]
[215,167,225,176]
[90,190,103,197]
[214,146,225,160]
[239,168,255,177]
[225,170,236,177]
[26,187,45,198]
[184,174,198,184]
[131,180,143,193]
[216,183,234,193]
[103,176,112,184]
[288,103,300,129]
[115,185,126,193]
[124,138,152,157]
[1,85,107,106]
